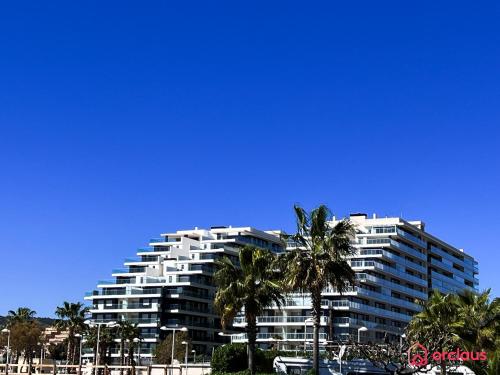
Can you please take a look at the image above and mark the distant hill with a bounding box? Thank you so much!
[0,316,57,328]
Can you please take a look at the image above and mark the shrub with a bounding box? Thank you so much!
[211,344,288,373]
[211,344,248,372]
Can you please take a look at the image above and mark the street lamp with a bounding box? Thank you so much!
[399,333,406,349]
[337,345,347,375]
[160,326,188,375]
[133,338,142,367]
[304,318,314,351]
[357,327,368,344]
[84,320,116,371]
[181,341,188,375]
[74,334,84,365]
[191,350,196,364]
[1,329,10,375]
[37,341,45,372]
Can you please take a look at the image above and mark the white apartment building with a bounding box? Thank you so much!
[84,226,284,364]
[231,214,478,348]
[84,214,478,361]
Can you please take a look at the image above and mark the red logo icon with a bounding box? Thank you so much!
[408,342,428,367]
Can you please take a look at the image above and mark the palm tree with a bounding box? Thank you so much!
[452,289,500,375]
[453,289,500,352]
[408,290,460,375]
[115,321,140,374]
[55,302,89,365]
[214,245,284,375]
[279,205,356,375]
[7,307,36,325]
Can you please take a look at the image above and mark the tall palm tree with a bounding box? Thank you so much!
[452,289,500,375]
[55,302,89,365]
[453,289,500,352]
[279,205,356,375]
[214,245,284,375]
[115,321,140,374]
[408,290,460,375]
[7,307,36,325]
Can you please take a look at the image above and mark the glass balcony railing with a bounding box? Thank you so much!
[112,268,145,274]
[430,258,475,282]
[233,316,328,325]
[232,332,328,341]
[358,248,426,273]
[348,318,403,334]
[396,229,427,248]
[389,240,427,261]
[356,273,427,299]
[149,238,166,243]
[355,288,422,311]
[350,260,426,286]
[86,287,162,297]
[330,300,413,321]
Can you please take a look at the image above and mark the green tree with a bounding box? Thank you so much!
[453,289,500,375]
[453,289,499,352]
[114,321,139,372]
[9,321,42,375]
[154,331,191,364]
[47,342,67,361]
[279,204,356,375]
[408,290,460,375]
[214,245,284,375]
[83,325,115,367]
[55,302,89,365]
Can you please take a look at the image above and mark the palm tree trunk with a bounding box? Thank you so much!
[127,344,134,375]
[328,307,334,354]
[246,312,257,375]
[311,288,322,375]
[27,353,32,375]
[440,357,447,375]
[67,328,74,365]
[120,340,124,375]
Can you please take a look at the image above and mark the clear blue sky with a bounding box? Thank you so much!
[1,1,499,317]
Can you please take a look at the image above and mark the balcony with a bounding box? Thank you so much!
[85,287,162,297]
[356,273,427,299]
[233,315,328,325]
[389,240,427,261]
[358,248,426,273]
[232,332,328,342]
[149,238,166,243]
[350,260,427,287]
[355,287,422,311]
[331,300,413,322]
[396,228,426,248]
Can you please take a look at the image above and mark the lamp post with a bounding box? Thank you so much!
[37,341,45,373]
[74,334,84,365]
[303,318,314,352]
[84,320,116,373]
[133,338,141,367]
[357,327,368,344]
[2,329,10,375]
[337,345,346,375]
[75,334,84,375]
[160,326,188,375]
[181,342,188,375]
[399,333,406,349]
[191,350,196,364]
